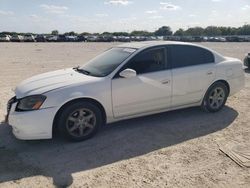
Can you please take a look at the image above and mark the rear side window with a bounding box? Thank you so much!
[169,45,215,68]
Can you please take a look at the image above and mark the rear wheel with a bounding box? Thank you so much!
[58,101,103,141]
[202,82,228,112]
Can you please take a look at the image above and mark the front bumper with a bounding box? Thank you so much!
[7,102,57,140]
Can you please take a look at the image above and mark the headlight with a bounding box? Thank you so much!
[16,95,46,111]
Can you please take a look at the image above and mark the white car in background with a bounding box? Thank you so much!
[6,41,245,141]
[0,34,11,42]
[23,34,36,42]
[11,35,24,42]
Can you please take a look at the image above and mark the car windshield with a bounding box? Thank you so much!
[78,47,136,77]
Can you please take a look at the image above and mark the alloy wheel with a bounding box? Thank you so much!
[208,87,225,110]
[66,108,96,137]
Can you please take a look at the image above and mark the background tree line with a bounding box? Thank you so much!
[1,25,250,37]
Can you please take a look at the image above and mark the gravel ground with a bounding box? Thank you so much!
[0,42,249,188]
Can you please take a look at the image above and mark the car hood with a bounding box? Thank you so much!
[15,68,99,99]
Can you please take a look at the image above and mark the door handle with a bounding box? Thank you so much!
[161,79,170,84]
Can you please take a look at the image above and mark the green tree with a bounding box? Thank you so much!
[228,27,238,35]
[174,29,185,36]
[218,27,229,36]
[64,31,77,36]
[113,32,130,36]
[154,26,172,36]
[185,27,204,36]
[80,32,91,36]
[238,25,250,35]
[102,32,112,36]
[204,26,221,36]
[51,30,59,35]
[130,30,153,36]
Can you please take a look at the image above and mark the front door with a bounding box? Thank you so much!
[111,47,172,118]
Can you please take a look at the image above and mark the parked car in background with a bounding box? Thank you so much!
[97,35,114,42]
[0,34,11,42]
[47,35,59,42]
[6,41,245,141]
[23,34,36,42]
[226,36,240,42]
[193,36,204,42]
[65,35,78,42]
[164,36,181,41]
[117,36,131,42]
[77,35,87,42]
[133,36,146,42]
[146,36,158,41]
[35,35,47,42]
[57,35,67,42]
[86,36,98,42]
[217,37,226,42]
[10,35,24,42]
[244,37,250,42]
[244,53,250,69]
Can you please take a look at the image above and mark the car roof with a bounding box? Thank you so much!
[117,41,200,49]
[117,40,226,62]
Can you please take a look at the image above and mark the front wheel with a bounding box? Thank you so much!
[202,82,228,112]
[58,101,103,141]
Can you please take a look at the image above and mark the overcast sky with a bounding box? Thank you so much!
[0,0,249,33]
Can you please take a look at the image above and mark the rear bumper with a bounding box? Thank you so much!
[8,102,57,140]
[228,74,245,96]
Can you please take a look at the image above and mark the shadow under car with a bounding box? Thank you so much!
[0,106,238,187]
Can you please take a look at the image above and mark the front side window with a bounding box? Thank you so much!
[125,48,166,74]
[170,45,215,69]
[79,47,136,77]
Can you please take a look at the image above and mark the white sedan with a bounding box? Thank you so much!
[6,41,245,141]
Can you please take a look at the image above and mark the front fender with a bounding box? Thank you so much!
[40,80,114,123]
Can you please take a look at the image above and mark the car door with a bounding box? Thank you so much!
[170,45,216,107]
[111,47,172,118]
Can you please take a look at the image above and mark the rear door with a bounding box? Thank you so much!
[170,45,216,107]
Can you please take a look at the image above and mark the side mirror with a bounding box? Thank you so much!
[119,68,137,78]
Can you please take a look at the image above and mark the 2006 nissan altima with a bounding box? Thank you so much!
[6,41,245,141]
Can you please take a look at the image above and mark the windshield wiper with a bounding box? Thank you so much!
[73,66,90,75]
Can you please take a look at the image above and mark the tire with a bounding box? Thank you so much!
[202,82,229,112]
[58,101,103,141]
[244,56,250,69]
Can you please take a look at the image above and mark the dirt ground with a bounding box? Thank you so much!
[0,42,249,188]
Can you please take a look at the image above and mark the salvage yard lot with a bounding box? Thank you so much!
[0,42,250,187]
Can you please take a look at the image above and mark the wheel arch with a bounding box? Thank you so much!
[214,79,230,95]
[52,97,107,137]
[202,79,230,103]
